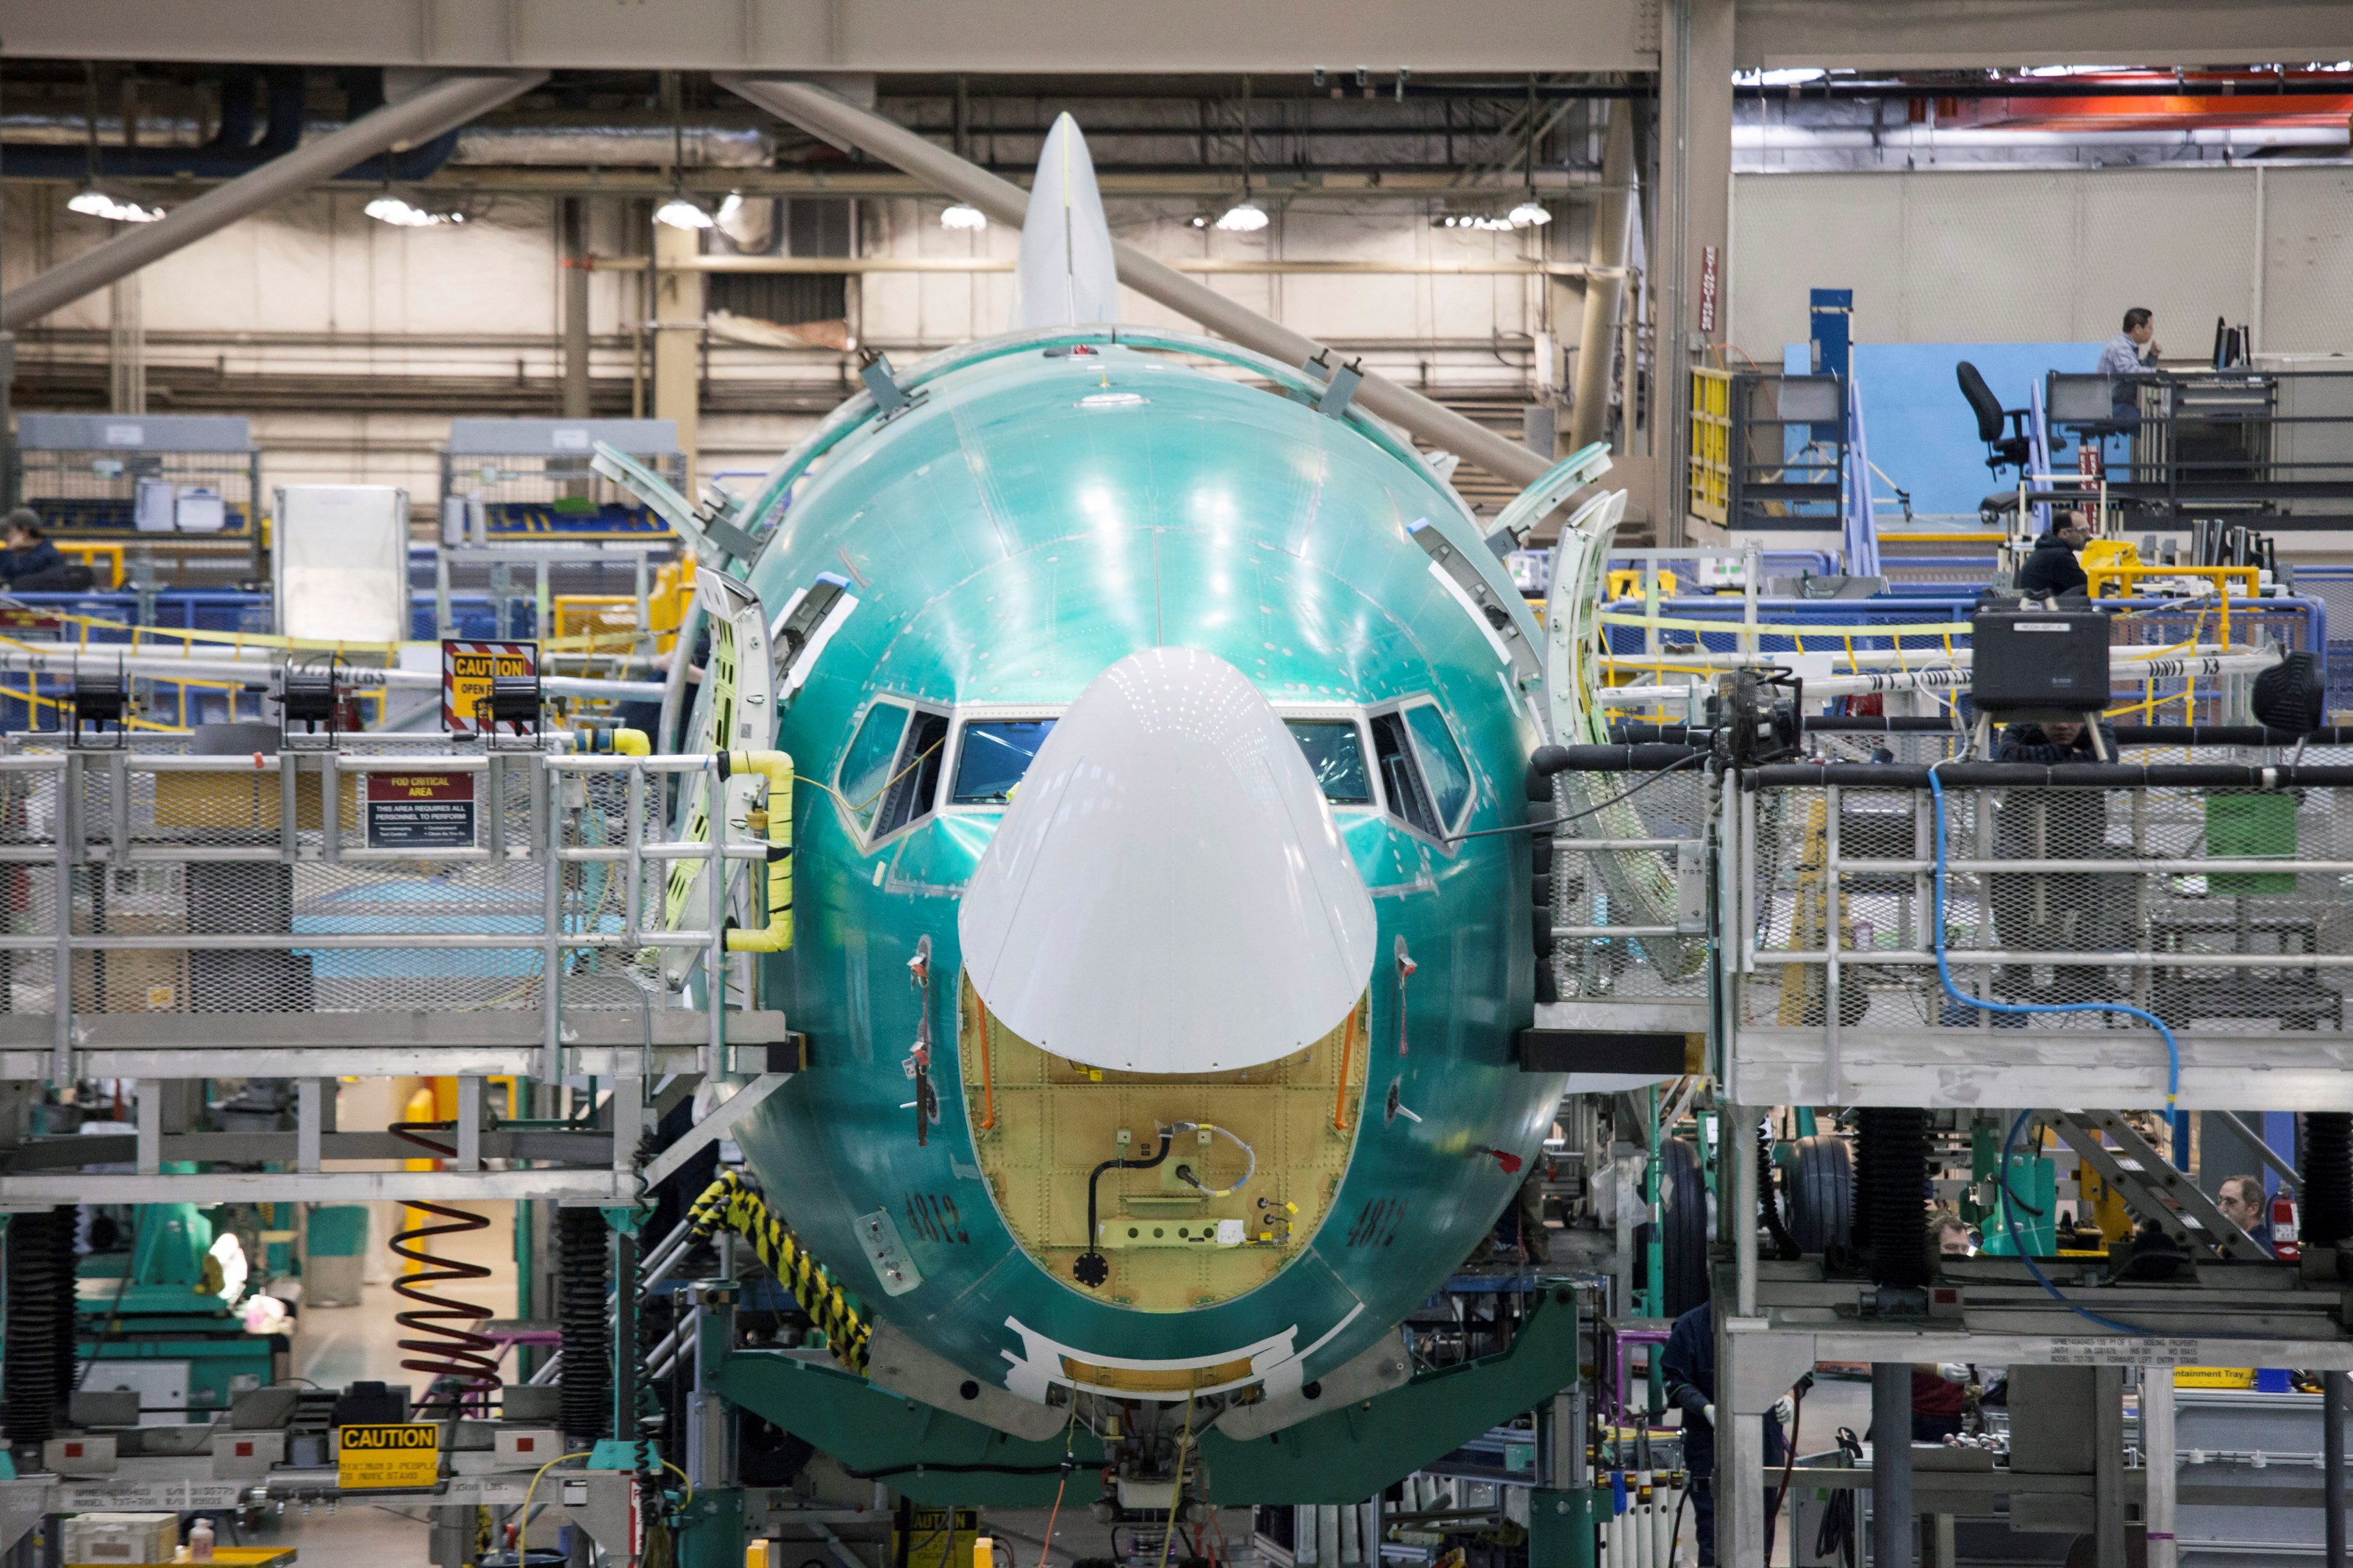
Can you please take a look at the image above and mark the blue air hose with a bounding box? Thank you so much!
[1924,762,2184,1335]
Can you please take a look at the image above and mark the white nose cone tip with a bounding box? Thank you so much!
[957,648,1377,1076]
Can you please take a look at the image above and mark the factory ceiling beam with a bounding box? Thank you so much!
[718,75,1552,492]
[1735,0,2353,69]
[2,0,1653,71]
[0,71,544,331]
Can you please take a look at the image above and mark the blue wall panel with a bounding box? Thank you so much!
[1784,340,2105,518]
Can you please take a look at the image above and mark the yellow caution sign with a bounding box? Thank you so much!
[337,1422,443,1489]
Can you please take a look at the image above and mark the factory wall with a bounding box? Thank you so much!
[1729,164,2353,360]
[4,182,1582,510]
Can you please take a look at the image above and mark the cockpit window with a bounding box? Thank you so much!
[1285,720,1372,805]
[1369,712,1439,837]
[838,702,910,832]
[953,719,1057,804]
[874,711,950,837]
[1404,703,1474,830]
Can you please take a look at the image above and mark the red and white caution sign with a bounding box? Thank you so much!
[440,639,537,734]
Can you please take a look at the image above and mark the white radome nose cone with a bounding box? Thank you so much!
[957,648,1377,1075]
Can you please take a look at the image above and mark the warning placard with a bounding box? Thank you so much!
[365,772,478,852]
[441,639,537,734]
[336,1422,442,1489]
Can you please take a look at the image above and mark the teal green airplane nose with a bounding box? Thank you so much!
[957,647,1377,1078]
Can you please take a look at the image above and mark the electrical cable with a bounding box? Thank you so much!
[1922,759,2181,1334]
[1924,761,2181,1106]
[1446,749,1710,843]
[1075,1129,1174,1288]
[1170,1123,1256,1198]
[1158,1391,1198,1568]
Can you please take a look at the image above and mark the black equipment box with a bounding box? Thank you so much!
[1971,607,2111,717]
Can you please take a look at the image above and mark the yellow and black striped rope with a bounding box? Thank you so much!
[686,1172,871,1375]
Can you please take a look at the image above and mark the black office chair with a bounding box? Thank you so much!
[1957,361,2032,477]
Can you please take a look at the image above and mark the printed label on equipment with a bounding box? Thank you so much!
[441,639,537,734]
[2046,1336,2203,1366]
[337,1422,443,1489]
[365,772,479,851]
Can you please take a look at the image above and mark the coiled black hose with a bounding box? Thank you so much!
[557,1206,612,1448]
[2305,1113,2353,1250]
[1759,1122,1801,1261]
[1855,1109,1930,1290]
[4,1206,74,1449]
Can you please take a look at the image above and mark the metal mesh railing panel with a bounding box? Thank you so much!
[1739,779,2353,1037]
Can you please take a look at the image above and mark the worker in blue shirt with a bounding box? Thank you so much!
[1662,1300,1794,1566]
[2096,307,2162,429]
[0,511,63,585]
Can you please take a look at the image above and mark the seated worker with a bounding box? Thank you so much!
[2016,508,2094,599]
[2215,1173,2274,1253]
[2097,307,2162,429]
[0,510,61,585]
[1662,1298,1793,1567]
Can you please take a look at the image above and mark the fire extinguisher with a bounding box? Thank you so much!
[2272,1188,2302,1261]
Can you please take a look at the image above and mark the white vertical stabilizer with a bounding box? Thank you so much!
[1016,113,1119,329]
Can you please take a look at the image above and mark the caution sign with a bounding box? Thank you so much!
[365,772,478,852]
[336,1422,442,1489]
[442,639,537,734]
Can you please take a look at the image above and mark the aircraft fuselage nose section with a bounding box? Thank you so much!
[956,647,1378,1075]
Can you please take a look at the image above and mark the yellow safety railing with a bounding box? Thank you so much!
[56,542,126,589]
[2084,564,2260,648]
[1688,368,1733,527]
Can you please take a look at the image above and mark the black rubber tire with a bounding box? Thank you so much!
[1659,1136,1710,1317]
[1784,1134,1854,1256]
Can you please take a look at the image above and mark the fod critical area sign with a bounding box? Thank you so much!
[442,639,537,734]
[337,1423,441,1489]
[365,772,478,852]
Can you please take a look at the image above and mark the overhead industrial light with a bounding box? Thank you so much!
[715,192,746,226]
[654,194,715,231]
[68,188,165,223]
[364,194,466,228]
[1215,199,1270,233]
[1508,198,1552,227]
[1438,212,1517,232]
[940,203,989,232]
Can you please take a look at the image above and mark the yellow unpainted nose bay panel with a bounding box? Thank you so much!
[961,975,1367,1314]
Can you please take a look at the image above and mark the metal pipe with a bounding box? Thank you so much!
[715,75,1556,491]
[3,73,546,330]
[1569,99,1635,452]
[1871,1362,1913,1568]
[2217,1109,2304,1189]
[2145,1367,2177,1568]
[2329,1370,2349,1568]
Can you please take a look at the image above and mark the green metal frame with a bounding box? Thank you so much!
[714,1289,1580,1507]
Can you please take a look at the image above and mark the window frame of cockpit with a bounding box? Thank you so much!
[1366,695,1476,846]
[835,695,954,851]
[927,701,1390,822]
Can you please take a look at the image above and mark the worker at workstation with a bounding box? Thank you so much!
[1662,1298,1794,1565]
[1913,1217,1977,1440]
[2216,1173,2274,1253]
[2097,306,2163,429]
[0,510,63,585]
[2016,507,2095,599]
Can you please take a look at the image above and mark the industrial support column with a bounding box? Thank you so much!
[1,72,545,329]
[651,220,704,494]
[1568,98,1636,454]
[1652,0,1733,545]
[1871,1362,1913,1568]
[2327,1369,2348,1568]
[563,198,593,420]
[2145,1366,2177,1568]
